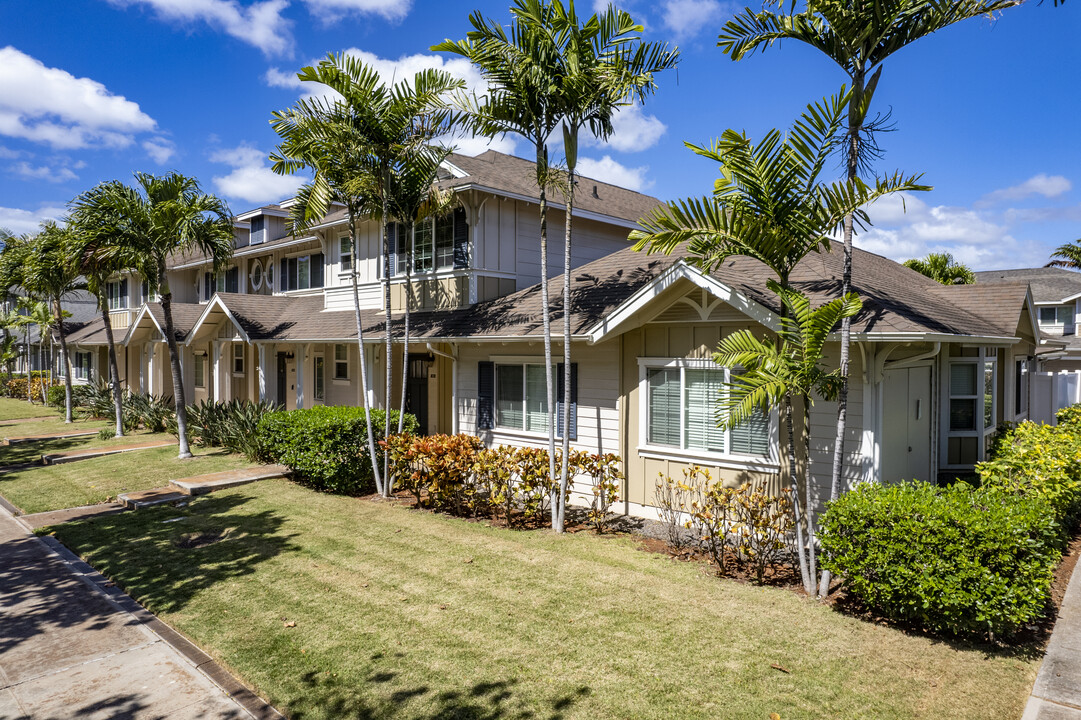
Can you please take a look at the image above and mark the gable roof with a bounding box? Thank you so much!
[975,267,1081,304]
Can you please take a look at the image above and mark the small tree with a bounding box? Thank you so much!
[903,251,975,285]
[715,281,861,596]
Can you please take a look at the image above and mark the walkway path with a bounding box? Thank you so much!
[1024,554,1081,719]
[0,504,273,719]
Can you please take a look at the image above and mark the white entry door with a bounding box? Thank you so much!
[881,366,932,483]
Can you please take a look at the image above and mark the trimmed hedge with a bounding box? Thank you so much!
[977,420,1081,529]
[820,481,1061,639]
[258,406,417,495]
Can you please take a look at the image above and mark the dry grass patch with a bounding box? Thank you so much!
[48,479,1040,720]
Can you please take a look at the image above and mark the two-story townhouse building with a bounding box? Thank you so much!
[64,149,1051,520]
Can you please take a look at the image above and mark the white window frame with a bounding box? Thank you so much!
[106,280,124,310]
[1039,305,1074,327]
[333,344,349,383]
[314,353,326,403]
[392,215,456,277]
[493,360,552,436]
[281,252,324,292]
[73,351,93,382]
[1015,356,1030,420]
[339,235,353,273]
[232,343,245,376]
[636,357,778,472]
[249,260,264,292]
[943,347,998,468]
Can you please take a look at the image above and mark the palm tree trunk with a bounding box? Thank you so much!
[160,281,191,459]
[24,326,30,404]
[38,339,46,404]
[555,176,574,533]
[381,170,394,498]
[537,143,557,525]
[785,393,812,593]
[822,70,865,599]
[803,396,817,587]
[350,209,383,494]
[55,300,73,424]
[398,225,413,435]
[101,302,124,437]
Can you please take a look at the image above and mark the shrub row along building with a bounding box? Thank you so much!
[55,150,1068,519]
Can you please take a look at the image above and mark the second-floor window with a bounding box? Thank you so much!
[339,236,352,272]
[106,280,127,310]
[1039,305,1074,328]
[141,280,158,304]
[280,253,325,291]
[391,208,467,276]
[203,268,238,299]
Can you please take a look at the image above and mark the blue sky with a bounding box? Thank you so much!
[0,0,1077,270]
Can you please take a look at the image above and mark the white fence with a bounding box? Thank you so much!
[1031,370,1081,425]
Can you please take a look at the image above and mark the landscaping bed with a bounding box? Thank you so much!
[45,478,1040,720]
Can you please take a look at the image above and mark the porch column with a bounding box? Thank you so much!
[212,341,223,402]
[147,344,154,394]
[258,344,268,403]
[296,343,307,409]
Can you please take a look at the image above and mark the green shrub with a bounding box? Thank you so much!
[977,420,1081,528]
[47,384,66,408]
[1055,403,1081,428]
[820,481,1061,639]
[258,406,417,494]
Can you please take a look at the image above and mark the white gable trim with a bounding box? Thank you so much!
[185,295,251,346]
[585,260,781,344]
[121,304,165,345]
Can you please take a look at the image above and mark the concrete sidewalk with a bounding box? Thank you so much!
[0,505,257,719]
[1023,555,1081,719]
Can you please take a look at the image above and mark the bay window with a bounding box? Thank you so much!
[641,359,770,459]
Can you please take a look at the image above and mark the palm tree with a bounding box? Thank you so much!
[903,251,975,284]
[522,0,679,532]
[17,223,86,421]
[69,186,145,438]
[385,146,458,434]
[718,0,1017,596]
[630,95,927,596]
[77,174,233,458]
[1046,240,1081,269]
[435,5,568,496]
[715,281,861,596]
[29,300,54,405]
[272,55,461,496]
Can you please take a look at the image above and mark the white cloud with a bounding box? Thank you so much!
[662,0,728,39]
[443,133,517,157]
[0,47,156,150]
[10,161,77,183]
[267,47,486,100]
[0,204,66,235]
[585,103,666,153]
[978,173,1072,206]
[302,0,411,22]
[0,146,20,159]
[576,155,651,192]
[106,0,293,57]
[210,144,304,205]
[143,137,176,164]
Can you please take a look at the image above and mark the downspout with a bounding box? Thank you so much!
[426,342,458,435]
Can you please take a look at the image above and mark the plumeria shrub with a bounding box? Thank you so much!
[820,481,1061,639]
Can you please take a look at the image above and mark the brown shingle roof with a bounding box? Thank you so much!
[929,282,1032,338]
[974,267,1081,304]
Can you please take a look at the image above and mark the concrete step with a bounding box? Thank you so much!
[170,464,290,496]
[3,430,97,446]
[42,441,174,465]
[19,502,127,530]
[118,487,188,509]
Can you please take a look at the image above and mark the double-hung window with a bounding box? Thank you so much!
[232,344,244,375]
[392,213,460,276]
[334,344,349,380]
[642,360,770,459]
[73,351,92,382]
[339,236,352,272]
[495,363,550,434]
[946,348,997,465]
[215,267,239,294]
[280,253,325,291]
[105,281,124,310]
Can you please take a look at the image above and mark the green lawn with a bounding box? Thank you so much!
[0,397,57,422]
[47,479,1040,720]
[0,418,164,467]
[0,443,257,514]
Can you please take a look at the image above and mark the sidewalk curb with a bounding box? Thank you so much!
[13,508,285,720]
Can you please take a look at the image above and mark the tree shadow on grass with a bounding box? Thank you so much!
[289,663,591,720]
[0,435,92,466]
[49,493,299,616]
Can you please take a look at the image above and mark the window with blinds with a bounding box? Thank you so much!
[645,363,770,459]
[496,365,523,430]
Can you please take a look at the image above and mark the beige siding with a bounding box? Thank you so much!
[511,205,633,290]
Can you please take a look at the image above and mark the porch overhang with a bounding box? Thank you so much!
[185,295,251,346]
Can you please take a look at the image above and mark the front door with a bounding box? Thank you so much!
[882,366,932,483]
[406,354,431,434]
[276,352,287,409]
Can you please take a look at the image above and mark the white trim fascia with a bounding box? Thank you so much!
[236,207,290,221]
[121,304,165,346]
[185,295,251,346]
[169,235,320,270]
[586,260,780,344]
[846,331,1021,345]
[440,159,469,178]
